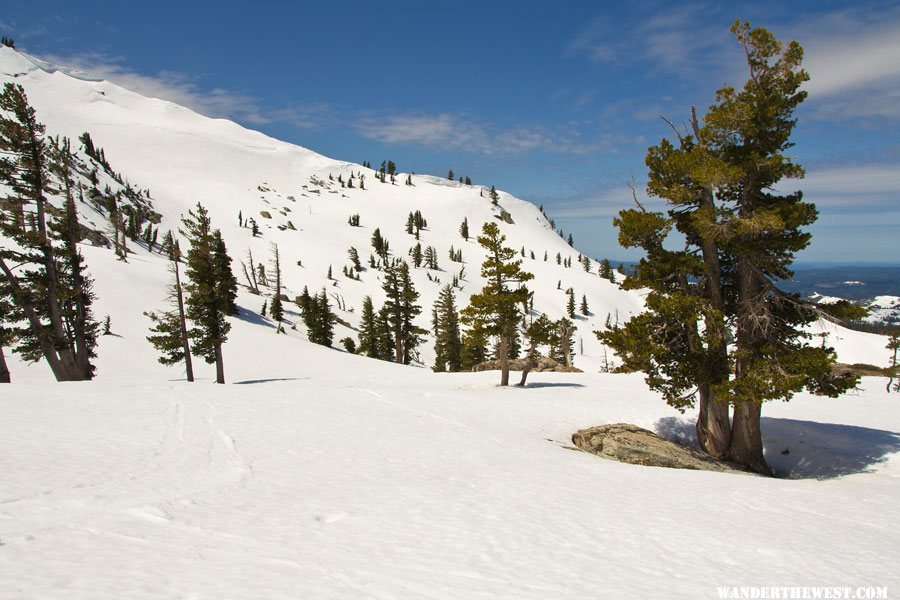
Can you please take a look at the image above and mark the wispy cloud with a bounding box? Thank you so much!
[39,51,329,128]
[564,4,737,80]
[794,6,900,120]
[353,112,634,156]
[799,164,900,211]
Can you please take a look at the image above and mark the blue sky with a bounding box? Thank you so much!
[3,0,899,264]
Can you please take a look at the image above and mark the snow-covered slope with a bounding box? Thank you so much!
[1,46,646,381]
[1,47,899,599]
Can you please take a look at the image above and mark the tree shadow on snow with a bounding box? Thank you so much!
[655,416,900,479]
[520,382,585,389]
[234,377,308,385]
[233,307,277,329]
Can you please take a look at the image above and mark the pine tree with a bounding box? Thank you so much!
[269,243,284,326]
[489,185,499,205]
[348,246,361,270]
[448,169,454,180]
[423,245,439,270]
[599,258,613,280]
[566,288,575,318]
[465,176,471,185]
[304,290,334,346]
[0,283,16,383]
[410,242,423,268]
[0,84,97,381]
[432,285,462,372]
[357,296,378,358]
[460,217,469,241]
[460,324,489,371]
[581,294,589,316]
[887,334,899,393]
[461,222,533,386]
[598,21,856,473]
[180,203,233,384]
[374,305,395,361]
[382,260,425,364]
[145,231,194,381]
[567,233,574,246]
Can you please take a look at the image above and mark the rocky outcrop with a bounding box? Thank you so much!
[572,423,747,473]
[472,356,581,373]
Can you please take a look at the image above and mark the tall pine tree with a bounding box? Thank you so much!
[461,222,533,386]
[180,203,234,384]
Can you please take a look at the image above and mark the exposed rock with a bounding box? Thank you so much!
[472,355,581,373]
[572,423,747,473]
[259,210,272,219]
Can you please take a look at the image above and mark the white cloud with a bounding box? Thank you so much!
[795,6,900,119]
[354,112,628,156]
[800,164,900,209]
[565,6,737,80]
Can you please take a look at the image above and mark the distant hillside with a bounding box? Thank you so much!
[780,266,900,300]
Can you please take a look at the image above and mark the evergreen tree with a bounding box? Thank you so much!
[566,288,576,318]
[448,169,454,180]
[357,296,378,358]
[423,245,439,270]
[410,242,423,268]
[887,334,899,393]
[461,222,533,386]
[180,203,233,384]
[348,246,361,270]
[465,176,471,185]
[460,324,489,371]
[599,258,613,280]
[269,243,284,326]
[212,230,239,316]
[598,21,856,473]
[303,290,334,346]
[489,185,499,205]
[432,285,462,372]
[460,217,469,241]
[0,84,97,381]
[373,305,395,361]
[581,294,589,316]
[382,260,425,364]
[144,231,194,381]
[0,281,16,383]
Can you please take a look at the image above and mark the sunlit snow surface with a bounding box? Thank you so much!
[1,46,898,598]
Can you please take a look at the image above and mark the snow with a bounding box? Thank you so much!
[3,371,899,598]
[2,47,899,597]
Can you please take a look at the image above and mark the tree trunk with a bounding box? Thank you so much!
[517,348,537,387]
[499,334,510,386]
[696,384,731,460]
[0,346,10,383]
[0,257,70,381]
[214,342,225,384]
[559,322,572,368]
[729,400,771,475]
[62,161,94,380]
[730,256,771,475]
[173,261,194,382]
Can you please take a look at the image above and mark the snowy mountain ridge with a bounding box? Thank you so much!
[0,46,647,381]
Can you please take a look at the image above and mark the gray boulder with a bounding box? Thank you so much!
[572,423,747,473]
